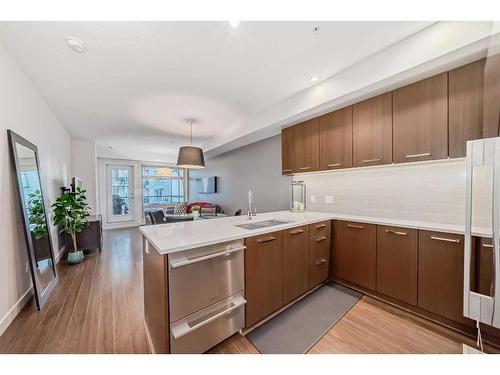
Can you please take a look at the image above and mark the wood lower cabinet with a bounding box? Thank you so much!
[282,226,309,304]
[245,231,283,327]
[308,235,330,289]
[294,118,319,172]
[319,107,352,170]
[418,230,470,325]
[281,127,295,175]
[333,220,376,290]
[449,59,485,158]
[376,225,418,305]
[474,237,495,297]
[393,73,448,163]
[352,93,392,167]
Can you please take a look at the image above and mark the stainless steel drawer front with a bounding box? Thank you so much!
[168,241,245,322]
[170,293,246,354]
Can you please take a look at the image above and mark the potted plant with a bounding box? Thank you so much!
[191,204,201,217]
[28,189,48,240]
[51,187,91,264]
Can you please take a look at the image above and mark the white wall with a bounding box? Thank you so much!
[71,138,98,214]
[0,42,71,334]
[189,135,291,215]
[295,159,490,228]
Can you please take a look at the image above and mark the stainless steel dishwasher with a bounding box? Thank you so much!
[168,239,246,353]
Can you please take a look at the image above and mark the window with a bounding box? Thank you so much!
[142,166,186,217]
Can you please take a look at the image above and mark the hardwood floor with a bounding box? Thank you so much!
[0,228,149,354]
[1,227,495,354]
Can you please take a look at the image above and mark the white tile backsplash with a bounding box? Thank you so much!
[296,159,491,228]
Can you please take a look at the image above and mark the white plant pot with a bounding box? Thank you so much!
[192,211,200,217]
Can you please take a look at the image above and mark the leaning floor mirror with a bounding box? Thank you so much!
[8,130,57,309]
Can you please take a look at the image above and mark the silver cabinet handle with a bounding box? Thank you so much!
[327,163,342,168]
[171,296,247,340]
[299,166,311,170]
[315,224,327,229]
[361,158,382,163]
[385,229,407,236]
[282,169,292,173]
[347,224,363,229]
[430,236,460,243]
[406,152,431,159]
[315,236,327,242]
[169,246,246,268]
[257,236,276,244]
[290,229,304,235]
[315,258,327,266]
[483,243,494,248]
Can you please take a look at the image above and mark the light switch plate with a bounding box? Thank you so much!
[324,195,334,204]
[310,194,316,203]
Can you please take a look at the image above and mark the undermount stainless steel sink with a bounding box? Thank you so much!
[234,219,291,230]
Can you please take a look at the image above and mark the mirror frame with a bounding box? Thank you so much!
[7,129,58,310]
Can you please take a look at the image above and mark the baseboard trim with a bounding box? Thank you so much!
[0,288,33,336]
[0,246,65,337]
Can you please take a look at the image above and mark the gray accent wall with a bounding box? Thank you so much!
[189,135,291,215]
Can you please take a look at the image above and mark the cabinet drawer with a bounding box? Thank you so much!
[309,235,330,289]
[376,225,418,305]
[309,220,331,238]
[168,240,245,322]
[170,292,246,354]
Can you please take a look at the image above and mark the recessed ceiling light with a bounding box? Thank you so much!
[228,20,240,28]
[65,36,86,53]
[309,76,319,83]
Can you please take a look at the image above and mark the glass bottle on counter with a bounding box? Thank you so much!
[290,181,306,212]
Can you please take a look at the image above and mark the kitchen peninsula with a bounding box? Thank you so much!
[140,210,496,354]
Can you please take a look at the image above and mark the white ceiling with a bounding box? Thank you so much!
[0,21,435,162]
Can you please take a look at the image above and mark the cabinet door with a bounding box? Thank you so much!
[482,53,500,138]
[353,93,393,167]
[333,220,376,290]
[245,231,283,327]
[281,127,295,175]
[418,231,470,324]
[474,237,494,297]
[449,59,485,158]
[294,118,319,172]
[308,235,330,289]
[282,226,309,304]
[376,225,418,305]
[393,73,448,163]
[319,107,352,170]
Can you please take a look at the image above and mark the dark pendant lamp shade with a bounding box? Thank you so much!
[176,146,205,169]
[176,120,206,169]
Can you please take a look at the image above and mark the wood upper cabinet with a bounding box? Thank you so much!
[393,73,448,163]
[418,230,471,325]
[282,226,309,304]
[449,59,485,158]
[319,107,352,170]
[281,127,295,175]
[376,225,418,306]
[245,231,283,328]
[294,118,320,172]
[333,220,376,290]
[482,53,500,138]
[352,93,393,167]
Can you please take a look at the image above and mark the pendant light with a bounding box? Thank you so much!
[176,119,205,169]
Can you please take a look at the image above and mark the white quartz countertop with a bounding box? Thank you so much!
[139,210,491,255]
